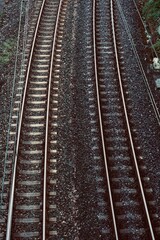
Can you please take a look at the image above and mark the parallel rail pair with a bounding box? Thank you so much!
[5,0,65,238]
[93,0,158,239]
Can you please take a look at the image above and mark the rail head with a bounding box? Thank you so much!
[111,0,155,239]
[43,0,64,239]
[93,0,119,239]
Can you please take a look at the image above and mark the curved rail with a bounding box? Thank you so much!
[92,0,119,239]
[110,0,155,238]
[6,0,47,239]
[43,0,63,239]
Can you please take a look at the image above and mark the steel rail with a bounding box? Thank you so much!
[43,0,63,239]
[6,0,46,239]
[93,0,119,239]
[110,0,155,239]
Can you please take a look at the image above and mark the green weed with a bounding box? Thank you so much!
[152,39,160,54]
[0,38,15,65]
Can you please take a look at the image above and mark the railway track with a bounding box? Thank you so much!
[0,0,159,239]
[1,0,68,238]
[92,0,160,239]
